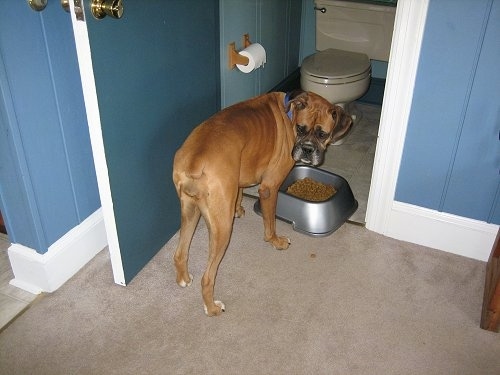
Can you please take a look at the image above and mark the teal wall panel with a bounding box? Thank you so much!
[220,0,259,106]
[260,1,301,92]
[300,0,317,62]
[220,0,302,107]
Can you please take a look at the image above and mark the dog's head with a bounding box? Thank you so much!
[285,90,353,166]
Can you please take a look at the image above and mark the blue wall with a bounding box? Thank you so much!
[0,2,100,253]
[395,0,500,224]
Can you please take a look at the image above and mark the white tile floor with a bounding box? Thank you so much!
[244,101,381,225]
[0,234,38,331]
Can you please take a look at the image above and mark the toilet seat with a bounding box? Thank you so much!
[301,49,371,85]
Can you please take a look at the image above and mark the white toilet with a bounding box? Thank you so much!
[301,0,396,110]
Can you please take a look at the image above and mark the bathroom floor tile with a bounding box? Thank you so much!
[0,293,29,330]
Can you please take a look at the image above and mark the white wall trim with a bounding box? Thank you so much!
[366,0,430,235]
[386,202,499,261]
[8,208,107,294]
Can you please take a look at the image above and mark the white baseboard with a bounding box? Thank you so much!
[385,201,498,262]
[8,208,108,294]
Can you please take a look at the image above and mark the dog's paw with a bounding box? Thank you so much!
[177,273,193,288]
[204,300,226,316]
[235,206,245,218]
[269,236,291,250]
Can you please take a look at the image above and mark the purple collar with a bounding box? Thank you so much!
[284,92,293,120]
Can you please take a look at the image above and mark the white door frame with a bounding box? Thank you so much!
[365,0,430,233]
[69,1,125,285]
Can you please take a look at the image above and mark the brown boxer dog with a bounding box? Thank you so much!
[172,90,352,316]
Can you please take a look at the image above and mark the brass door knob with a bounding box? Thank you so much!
[91,0,124,19]
[27,0,48,11]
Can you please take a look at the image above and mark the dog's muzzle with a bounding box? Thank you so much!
[292,141,324,166]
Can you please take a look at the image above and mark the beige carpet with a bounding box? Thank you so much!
[0,196,499,375]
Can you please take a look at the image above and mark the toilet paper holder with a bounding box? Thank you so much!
[228,34,252,70]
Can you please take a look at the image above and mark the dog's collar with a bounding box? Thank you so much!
[284,92,293,120]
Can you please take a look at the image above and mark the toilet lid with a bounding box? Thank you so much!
[301,49,370,79]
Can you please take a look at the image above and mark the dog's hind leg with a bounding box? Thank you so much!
[234,187,245,218]
[199,190,235,316]
[174,194,200,288]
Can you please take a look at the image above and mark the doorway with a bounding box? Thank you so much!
[321,102,381,224]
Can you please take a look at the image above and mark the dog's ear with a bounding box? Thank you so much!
[285,90,308,113]
[330,105,353,143]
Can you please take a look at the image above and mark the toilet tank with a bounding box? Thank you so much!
[315,0,396,61]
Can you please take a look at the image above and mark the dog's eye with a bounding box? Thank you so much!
[317,129,328,139]
[296,125,307,135]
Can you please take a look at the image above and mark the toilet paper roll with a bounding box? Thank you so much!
[236,43,266,73]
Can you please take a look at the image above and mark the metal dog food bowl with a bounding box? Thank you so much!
[253,165,358,237]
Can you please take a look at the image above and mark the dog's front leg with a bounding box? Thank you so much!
[258,185,290,250]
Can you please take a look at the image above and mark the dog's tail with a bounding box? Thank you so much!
[173,161,206,199]
[173,173,198,198]
[173,145,207,198]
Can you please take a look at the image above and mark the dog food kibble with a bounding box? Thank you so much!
[286,178,336,201]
